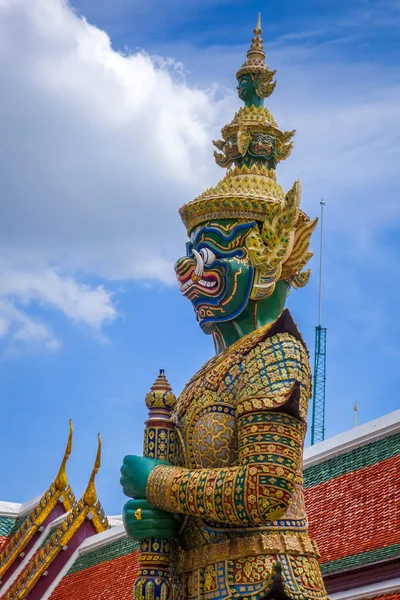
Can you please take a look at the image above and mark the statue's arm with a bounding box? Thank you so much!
[146,397,304,526]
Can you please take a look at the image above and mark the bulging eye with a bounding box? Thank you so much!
[199,248,216,266]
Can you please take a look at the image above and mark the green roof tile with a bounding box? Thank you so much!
[0,517,16,537]
[321,543,400,575]
[304,432,400,488]
[68,537,139,575]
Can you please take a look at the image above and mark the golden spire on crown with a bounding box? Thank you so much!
[236,13,276,98]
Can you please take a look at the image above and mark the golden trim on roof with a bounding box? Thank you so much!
[4,436,109,600]
[0,423,75,582]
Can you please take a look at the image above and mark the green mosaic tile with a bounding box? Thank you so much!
[0,517,16,537]
[8,517,24,536]
[321,543,400,575]
[39,525,57,549]
[68,537,140,574]
[304,432,400,488]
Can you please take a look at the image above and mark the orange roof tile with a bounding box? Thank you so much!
[50,550,140,600]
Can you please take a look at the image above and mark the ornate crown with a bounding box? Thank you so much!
[178,15,317,297]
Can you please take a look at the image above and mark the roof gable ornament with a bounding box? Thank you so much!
[55,419,73,492]
[83,434,102,507]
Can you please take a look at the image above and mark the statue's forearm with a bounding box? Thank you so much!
[147,411,304,526]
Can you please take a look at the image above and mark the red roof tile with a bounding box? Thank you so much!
[305,455,400,563]
[50,550,140,600]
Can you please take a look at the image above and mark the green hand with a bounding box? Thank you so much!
[120,455,167,499]
[123,499,180,540]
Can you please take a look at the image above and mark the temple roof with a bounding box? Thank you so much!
[0,422,75,586]
[2,435,108,600]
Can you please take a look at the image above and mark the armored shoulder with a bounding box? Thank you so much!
[236,309,312,420]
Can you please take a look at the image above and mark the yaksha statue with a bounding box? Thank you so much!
[121,15,329,600]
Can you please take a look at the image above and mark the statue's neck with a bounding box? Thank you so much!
[209,281,289,354]
[245,95,264,108]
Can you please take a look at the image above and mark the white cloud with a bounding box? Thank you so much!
[0,0,225,284]
[0,0,399,353]
[0,263,116,353]
[0,264,116,328]
[0,298,59,353]
[0,0,229,350]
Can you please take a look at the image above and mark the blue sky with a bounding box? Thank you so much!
[0,0,399,514]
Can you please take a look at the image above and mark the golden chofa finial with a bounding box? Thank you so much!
[55,420,73,492]
[83,434,102,507]
[236,13,276,99]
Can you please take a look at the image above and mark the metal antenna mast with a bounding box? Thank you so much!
[353,401,358,428]
[311,200,327,445]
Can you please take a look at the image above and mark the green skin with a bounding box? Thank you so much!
[121,458,181,540]
[121,219,289,540]
[237,74,263,107]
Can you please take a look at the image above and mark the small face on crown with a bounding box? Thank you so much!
[236,74,263,108]
[237,74,254,101]
[174,220,255,331]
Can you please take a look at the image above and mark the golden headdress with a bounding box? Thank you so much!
[178,16,317,299]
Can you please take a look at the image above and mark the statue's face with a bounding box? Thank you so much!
[237,74,256,102]
[249,133,274,160]
[175,220,255,330]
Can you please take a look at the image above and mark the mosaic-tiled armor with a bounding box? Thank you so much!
[147,311,326,600]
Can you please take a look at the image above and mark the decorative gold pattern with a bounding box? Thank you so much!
[246,179,317,297]
[148,412,305,526]
[145,369,177,411]
[213,105,295,169]
[179,164,285,232]
[176,532,320,573]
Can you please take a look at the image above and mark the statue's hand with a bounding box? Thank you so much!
[120,455,167,499]
[123,499,180,540]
